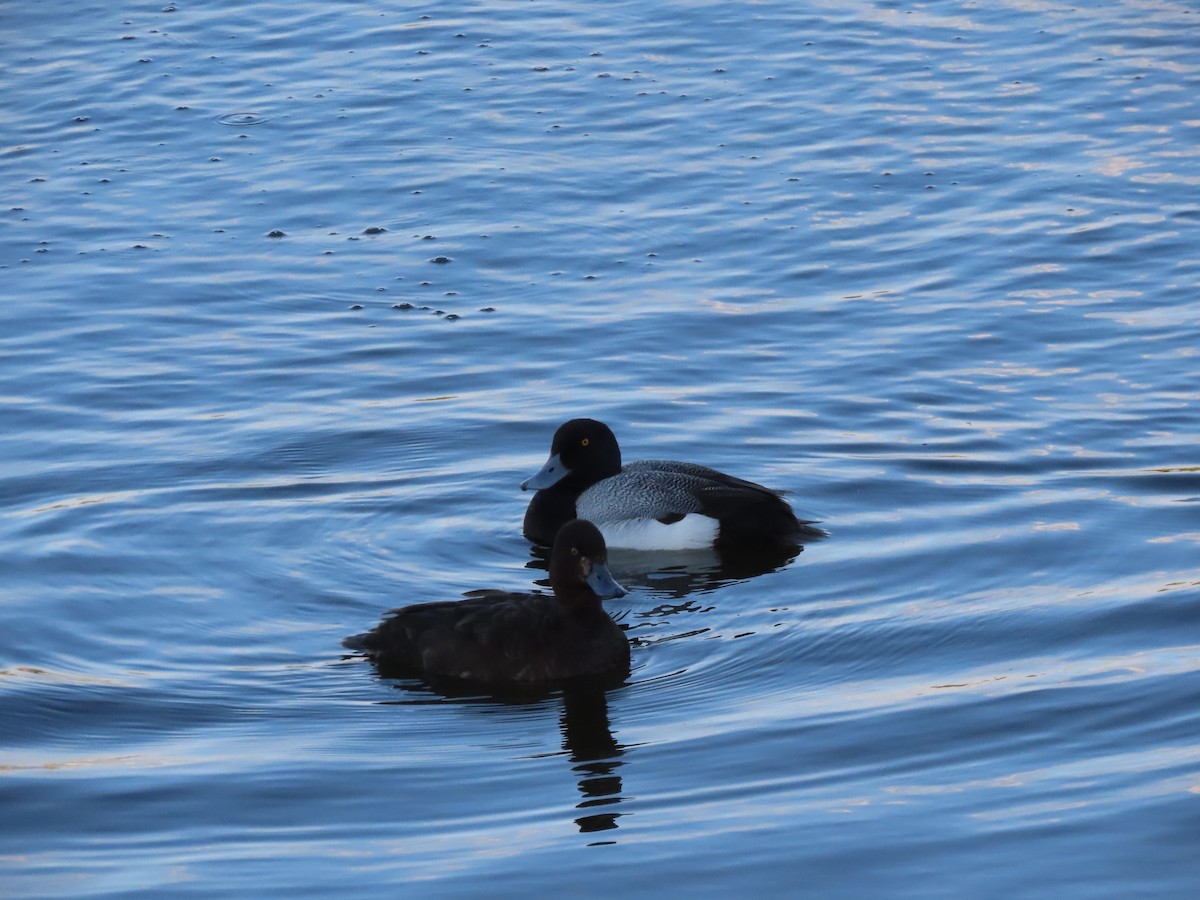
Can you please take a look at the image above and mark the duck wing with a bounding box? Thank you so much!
[638,459,788,498]
[344,593,563,679]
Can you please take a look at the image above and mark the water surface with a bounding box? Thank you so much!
[2,1,1198,897]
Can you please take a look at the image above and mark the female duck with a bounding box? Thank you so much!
[343,519,629,684]
[521,418,823,551]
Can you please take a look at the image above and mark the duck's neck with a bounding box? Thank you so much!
[553,587,605,617]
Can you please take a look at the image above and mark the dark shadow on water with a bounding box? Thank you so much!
[362,663,629,839]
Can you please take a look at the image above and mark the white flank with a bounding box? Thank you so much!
[597,514,719,550]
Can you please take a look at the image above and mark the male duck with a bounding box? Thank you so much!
[521,418,823,551]
[343,519,629,684]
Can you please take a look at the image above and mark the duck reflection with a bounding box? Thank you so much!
[367,669,629,838]
[559,681,626,835]
[525,538,805,598]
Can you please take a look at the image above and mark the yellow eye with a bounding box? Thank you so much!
[581,438,590,447]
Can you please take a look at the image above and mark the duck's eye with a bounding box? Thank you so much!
[571,546,579,557]
[581,438,590,447]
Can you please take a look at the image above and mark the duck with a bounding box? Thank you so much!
[342,519,630,685]
[521,418,823,551]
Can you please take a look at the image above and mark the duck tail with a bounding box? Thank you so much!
[793,519,829,540]
[341,632,373,652]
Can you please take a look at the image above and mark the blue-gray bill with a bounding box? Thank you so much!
[521,452,568,491]
[586,561,626,600]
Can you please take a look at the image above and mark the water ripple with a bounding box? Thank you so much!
[2,0,1198,896]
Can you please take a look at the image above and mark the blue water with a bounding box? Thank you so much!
[3,1,1198,896]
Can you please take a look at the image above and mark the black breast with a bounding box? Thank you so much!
[522,486,579,546]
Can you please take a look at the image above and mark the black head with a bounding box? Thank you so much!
[551,419,620,474]
[520,418,622,493]
[549,519,626,604]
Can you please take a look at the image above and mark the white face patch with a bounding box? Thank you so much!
[597,515,719,551]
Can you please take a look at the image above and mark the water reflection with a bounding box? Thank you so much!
[559,682,626,837]
[524,540,806,597]
[369,669,628,838]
